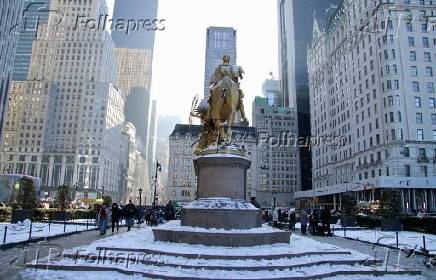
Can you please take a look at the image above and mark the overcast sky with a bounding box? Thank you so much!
[108,0,278,123]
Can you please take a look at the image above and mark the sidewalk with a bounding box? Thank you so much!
[0,225,133,280]
[300,232,436,280]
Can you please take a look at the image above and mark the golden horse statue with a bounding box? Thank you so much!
[190,55,248,155]
[208,75,241,142]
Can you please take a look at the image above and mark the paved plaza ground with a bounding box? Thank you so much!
[0,226,131,280]
[0,222,434,280]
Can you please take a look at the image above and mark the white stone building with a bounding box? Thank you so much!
[252,97,299,208]
[0,0,127,202]
[296,0,436,212]
[262,74,282,107]
[166,124,258,203]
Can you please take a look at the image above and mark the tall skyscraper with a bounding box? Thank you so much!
[146,100,158,204]
[0,0,24,140]
[262,73,282,107]
[277,0,339,191]
[115,48,153,152]
[252,97,298,207]
[0,0,126,201]
[299,0,436,212]
[112,0,158,159]
[278,0,338,108]
[148,100,158,164]
[203,26,237,101]
[112,0,158,50]
[12,0,51,81]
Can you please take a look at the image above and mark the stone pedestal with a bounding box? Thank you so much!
[194,155,250,200]
[181,198,261,230]
[153,152,290,247]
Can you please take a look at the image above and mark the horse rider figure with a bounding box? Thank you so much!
[208,55,248,124]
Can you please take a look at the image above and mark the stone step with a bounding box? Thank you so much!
[94,246,352,260]
[61,252,382,272]
[26,262,421,280]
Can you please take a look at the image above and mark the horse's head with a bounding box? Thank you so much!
[219,76,234,90]
[216,76,234,100]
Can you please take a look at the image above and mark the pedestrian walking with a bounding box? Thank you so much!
[321,208,332,236]
[123,200,136,231]
[111,203,122,233]
[308,211,317,235]
[98,204,108,235]
[272,209,279,228]
[300,210,308,234]
[150,211,158,226]
[288,210,296,231]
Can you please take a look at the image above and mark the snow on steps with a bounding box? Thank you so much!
[26,247,421,280]
[59,251,381,271]
[26,262,421,280]
[94,246,353,260]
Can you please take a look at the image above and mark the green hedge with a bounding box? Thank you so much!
[71,209,97,220]
[355,215,436,234]
[402,217,436,234]
[0,208,97,222]
[356,215,381,228]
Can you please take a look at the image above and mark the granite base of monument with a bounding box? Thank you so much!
[153,226,290,247]
[181,198,262,230]
[153,153,290,247]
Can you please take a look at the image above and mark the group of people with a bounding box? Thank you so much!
[271,208,332,236]
[97,200,175,235]
[308,208,332,236]
[97,200,137,235]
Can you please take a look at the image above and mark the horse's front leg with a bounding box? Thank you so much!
[226,113,235,142]
[214,120,226,144]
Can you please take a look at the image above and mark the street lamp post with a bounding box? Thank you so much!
[153,161,162,208]
[273,191,277,210]
[139,188,143,208]
[138,188,143,221]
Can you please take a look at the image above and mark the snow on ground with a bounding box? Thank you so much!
[323,275,425,280]
[19,270,425,280]
[19,270,146,280]
[158,220,282,234]
[65,221,350,256]
[334,228,436,251]
[18,221,426,280]
[185,198,257,210]
[0,220,95,245]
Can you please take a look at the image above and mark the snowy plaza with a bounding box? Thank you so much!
[0,221,426,280]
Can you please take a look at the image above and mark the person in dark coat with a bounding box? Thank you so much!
[308,211,317,235]
[288,210,296,231]
[111,203,122,233]
[321,208,332,236]
[145,210,151,226]
[123,200,136,231]
[300,210,308,234]
[150,211,158,226]
[98,204,108,235]
[277,209,282,224]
